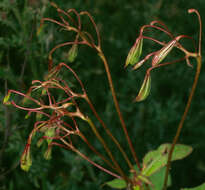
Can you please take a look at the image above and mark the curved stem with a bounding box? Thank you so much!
[162,56,201,190]
[97,49,141,169]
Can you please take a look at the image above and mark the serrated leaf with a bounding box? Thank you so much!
[105,178,127,189]
[181,183,205,190]
[142,144,192,176]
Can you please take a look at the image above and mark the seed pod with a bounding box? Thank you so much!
[37,138,44,147]
[3,92,11,105]
[67,44,78,63]
[44,146,52,160]
[20,144,32,172]
[135,74,151,102]
[45,127,56,145]
[125,38,143,67]
[152,39,177,66]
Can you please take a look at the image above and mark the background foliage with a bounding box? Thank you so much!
[0,0,205,189]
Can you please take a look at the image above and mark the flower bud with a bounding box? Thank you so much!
[135,74,151,102]
[37,138,44,147]
[125,38,143,67]
[20,144,32,172]
[45,127,56,145]
[3,92,11,105]
[44,146,52,160]
[67,44,78,63]
[152,39,177,66]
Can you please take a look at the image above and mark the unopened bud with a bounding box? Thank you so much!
[135,74,151,102]
[44,146,52,160]
[37,138,44,147]
[125,38,143,67]
[20,144,32,172]
[3,92,11,105]
[67,44,78,63]
[152,39,177,66]
[45,127,56,145]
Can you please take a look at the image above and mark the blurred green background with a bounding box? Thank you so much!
[0,0,205,189]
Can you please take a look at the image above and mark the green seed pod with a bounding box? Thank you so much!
[44,146,52,160]
[20,145,32,172]
[45,127,56,145]
[152,39,177,66]
[3,92,11,105]
[125,38,143,67]
[37,138,44,147]
[135,74,151,102]
[67,44,78,63]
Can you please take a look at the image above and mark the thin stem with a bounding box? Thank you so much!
[78,131,116,170]
[80,11,101,47]
[58,62,133,169]
[85,95,133,170]
[188,9,202,56]
[60,138,121,179]
[86,117,128,181]
[162,56,201,190]
[98,49,141,169]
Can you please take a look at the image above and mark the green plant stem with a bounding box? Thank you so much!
[86,117,128,181]
[78,131,115,170]
[60,138,121,179]
[162,56,201,190]
[85,95,133,170]
[97,49,140,169]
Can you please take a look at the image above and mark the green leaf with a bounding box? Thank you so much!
[142,144,192,176]
[149,167,172,190]
[105,178,127,189]
[181,183,205,190]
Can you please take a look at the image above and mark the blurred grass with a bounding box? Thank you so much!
[0,0,205,189]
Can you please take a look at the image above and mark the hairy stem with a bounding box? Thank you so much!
[163,56,201,190]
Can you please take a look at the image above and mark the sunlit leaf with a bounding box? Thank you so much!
[142,144,192,176]
[105,178,127,189]
[149,167,172,190]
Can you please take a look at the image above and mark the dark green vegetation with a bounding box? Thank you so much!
[0,0,205,189]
